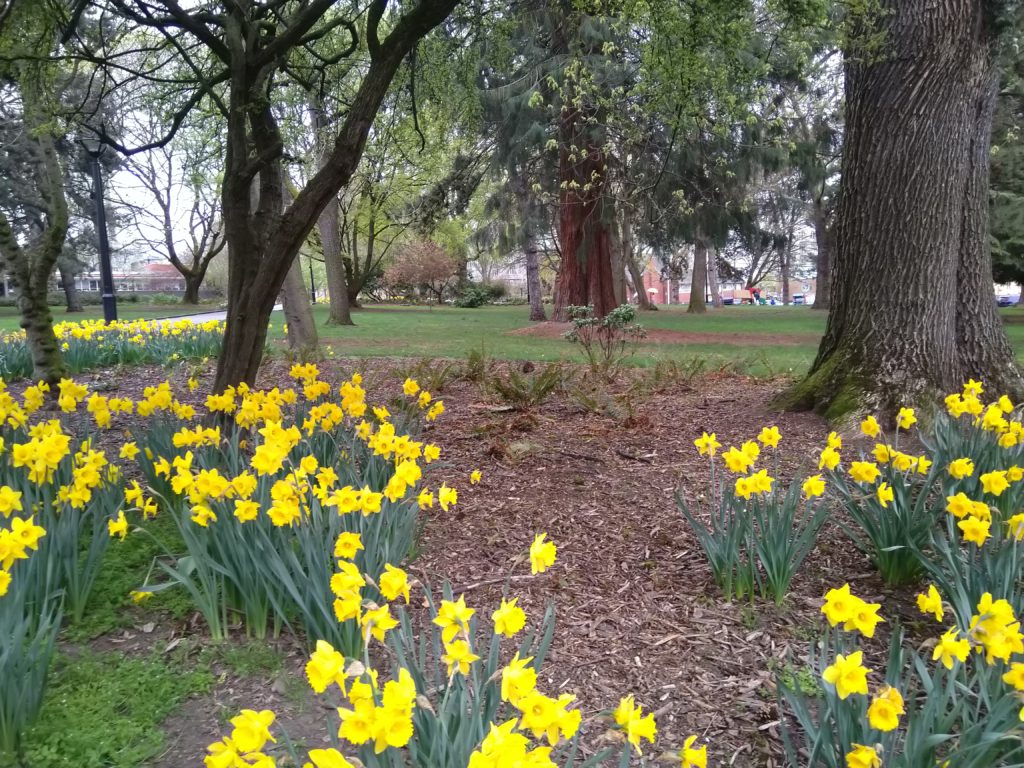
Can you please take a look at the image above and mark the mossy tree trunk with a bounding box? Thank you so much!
[783,0,1023,419]
[0,68,67,384]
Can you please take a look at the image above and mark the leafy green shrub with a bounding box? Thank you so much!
[564,304,645,379]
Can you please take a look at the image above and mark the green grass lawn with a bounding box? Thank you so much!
[4,301,1023,377]
[267,303,1024,376]
[294,303,826,376]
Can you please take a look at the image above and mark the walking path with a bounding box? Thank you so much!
[152,304,283,325]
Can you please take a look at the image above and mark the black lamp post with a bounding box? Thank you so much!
[87,144,117,322]
[308,256,316,303]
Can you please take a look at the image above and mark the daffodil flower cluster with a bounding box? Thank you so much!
[138,371,453,646]
[0,318,224,381]
[685,424,829,602]
[206,533,711,768]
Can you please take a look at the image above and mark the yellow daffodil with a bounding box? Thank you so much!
[896,407,916,430]
[822,651,871,699]
[802,474,825,499]
[845,744,881,768]
[933,627,970,669]
[867,686,904,731]
[876,482,894,508]
[694,432,721,457]
[757,425,781,448]
[849,461,880,484]
[916,584,943,622]
[980,470,1010,496]
[680,735,707,768]
[379,564,411,603]
[529,533,557,574]
[492,597,527,637]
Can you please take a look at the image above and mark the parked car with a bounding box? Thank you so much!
[792,294,806,305]
[997,295,1019,308]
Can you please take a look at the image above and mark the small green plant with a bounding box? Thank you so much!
[677,488,755,602]
[827,456,941,586]
[679,474,828,603]
[488,364,563,411]
[563,304,645,379]
[463,345,492,384]
[632,357,706,394]
[399,357,463,393]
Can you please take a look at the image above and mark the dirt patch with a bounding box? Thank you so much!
[507,321,821,347]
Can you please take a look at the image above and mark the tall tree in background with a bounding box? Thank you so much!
[990,11,1024,294]
[786,0,1024,417]
[0,2,69,382]
[80,0,459,391]
[551,8,619,321]
[117,116,225,304]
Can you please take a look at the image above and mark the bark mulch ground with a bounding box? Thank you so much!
[43,359,904,767]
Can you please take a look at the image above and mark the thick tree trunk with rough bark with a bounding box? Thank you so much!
[552,18,614,325]
[0,74,67,384]
[707,245,722,308]
[811,198,832,310]
[59,262,82,312]
[552,100,616,321]
[688,239,707,314]
[783,0,1023,418]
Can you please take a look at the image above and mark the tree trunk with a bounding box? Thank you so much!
[0,71,68,384]
[59,262,83,312]
[811,197,831,310]
[622,223,654,310]
[780,241,792,305]
[707,244,723,308]
[183,273,202,304]
[310,95,355,327]
[552,103,616,321]
[525,243,546,321]
[321,197,354,325]
[609,220,626,306]
[281,255,319,356]
[688,239,707,314]
[211,0,458,393]
[782,0,1023,419]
